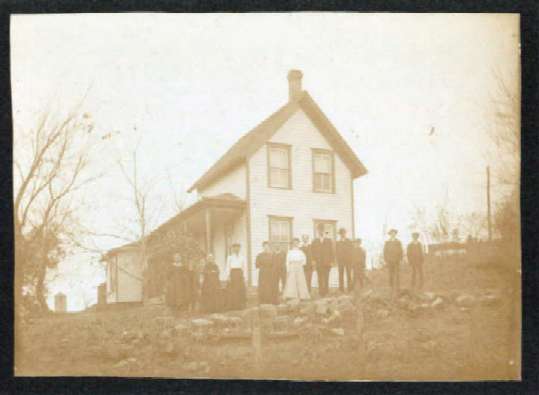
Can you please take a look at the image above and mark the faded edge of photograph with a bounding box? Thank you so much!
[11,13,521,380]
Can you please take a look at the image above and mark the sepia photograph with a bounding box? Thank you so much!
[11,12,521,380]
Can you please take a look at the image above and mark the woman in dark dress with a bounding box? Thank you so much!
[256,241,278,305]
[225,243,247,311]
[166,253,198,314]
[200,253,221,313]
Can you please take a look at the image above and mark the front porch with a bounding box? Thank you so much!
[144,193,250,301]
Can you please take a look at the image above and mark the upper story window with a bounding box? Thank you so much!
[312,149,335,193]
[267,143,291,189]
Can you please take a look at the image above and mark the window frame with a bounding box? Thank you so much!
[268,215,294,252]
[312,148,336,194]
[267,142,292,190]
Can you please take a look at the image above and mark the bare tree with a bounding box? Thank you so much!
[14,107,102,312]
[487,70,520,247]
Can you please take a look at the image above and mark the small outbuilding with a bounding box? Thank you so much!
[102,242,144,304]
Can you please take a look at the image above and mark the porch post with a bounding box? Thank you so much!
[205,208,213,256]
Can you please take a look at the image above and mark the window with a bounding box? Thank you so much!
[312,149,335,193]
[269,216,293,252]
[267,143,291,189]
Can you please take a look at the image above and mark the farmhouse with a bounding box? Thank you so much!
[103,70,367,304]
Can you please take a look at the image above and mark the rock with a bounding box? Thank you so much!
[191,318,213,328]
[315,300,329,315]
[155,316,175,329]
[292,316,308,328]
[420,292,436,302]
[272,316,289,331]
[113,359,129,369]
[276,304,289,315]
[299,303,316,316]
[330,328,345,336]
[209,314,229,325]
[431,297,444,308]
[259,304,278,319]
[455,294,476,307]
[286,299,301,313]
[174,323,189,335]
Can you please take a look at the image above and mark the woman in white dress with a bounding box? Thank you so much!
[283,238,311,301]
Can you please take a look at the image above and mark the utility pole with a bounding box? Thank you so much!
[487,166,492,241]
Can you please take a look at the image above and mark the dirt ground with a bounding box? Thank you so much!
[16,258,521,381]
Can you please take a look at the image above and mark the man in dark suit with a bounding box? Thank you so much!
[272,243,287,294]
[311,224,335,297]
[407,232,425,290]
[383,228,403,298]
[300,234,313,293]
[336,228,353,293]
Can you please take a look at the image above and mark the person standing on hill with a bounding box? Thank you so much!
[336,228,353,293]
[166,253,198,314]
[224,243,247,311]
[383,229,403,298]
[311,224,335,297]
[300,234,314,293]
[407,232,425,290]
[283,238,311,301]
[256,241,278,304]
[200,253,221,313]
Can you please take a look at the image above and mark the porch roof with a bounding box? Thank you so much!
[148,193,245,240]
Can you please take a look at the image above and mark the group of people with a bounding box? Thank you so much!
[255,225,370,305]
[166,242,250,315]
[383,228,425,297]
[165,224,426,315]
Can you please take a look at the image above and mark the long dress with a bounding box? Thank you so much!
[200,262,221,313]
[225,254,247,311]
[166,263,196,311]
[256,251,278,305]
[283,248,311,300]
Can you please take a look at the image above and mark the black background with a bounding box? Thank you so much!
[0,1,537,393]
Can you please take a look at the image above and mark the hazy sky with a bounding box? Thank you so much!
[11,13,519,310]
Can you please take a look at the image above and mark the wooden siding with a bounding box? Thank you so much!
[198,163,247,199]
[248,109,354,286]
[106,250,143,303]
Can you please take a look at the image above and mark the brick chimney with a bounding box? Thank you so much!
[287,69,303,101]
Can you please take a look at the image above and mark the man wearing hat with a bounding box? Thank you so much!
[383,228,403,297]
[407,232,425,290]
[311,224,335,297]
[336,227,353,293]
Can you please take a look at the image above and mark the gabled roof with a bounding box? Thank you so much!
[187,91,367,193]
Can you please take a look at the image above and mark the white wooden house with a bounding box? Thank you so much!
[185,70,367,287]
[104,70,367,302]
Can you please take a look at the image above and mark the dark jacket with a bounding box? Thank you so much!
[383,239,403,263]
[336,238,353,266]
[311,237,335,267]
[407,241,424,264]
[352,246,366,269]
[300,244,312,268]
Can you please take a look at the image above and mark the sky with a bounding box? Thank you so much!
[11,13,520,311]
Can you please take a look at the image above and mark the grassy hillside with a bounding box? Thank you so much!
[16,256,521,380]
